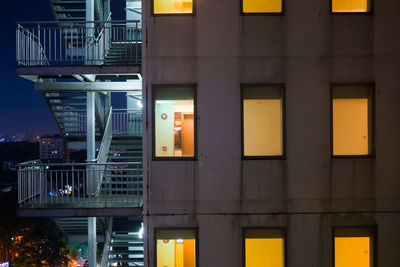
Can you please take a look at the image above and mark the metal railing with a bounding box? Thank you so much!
[16,20,141,66]
[16,25,49,66]
[18,162,142,208]
[112,109,142,136]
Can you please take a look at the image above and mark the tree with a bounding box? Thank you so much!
[0,189,73,267]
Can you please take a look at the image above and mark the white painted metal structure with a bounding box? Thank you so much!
[15,0,144,265]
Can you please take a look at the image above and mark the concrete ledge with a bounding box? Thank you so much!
[15,65,141,76]
[17,207,143,217]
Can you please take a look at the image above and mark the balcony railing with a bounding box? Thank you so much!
[112,109,142,136]
[18,162,142,208]
[16,20,141,66]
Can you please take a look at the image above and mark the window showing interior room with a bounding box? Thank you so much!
[156,229,196,267]
[153,0,193,14]
[154,86,195,158]
[242,0,282,13]
[242,85,283,157]
[332,0,371,13]
[332,85,373,156]
[245,228,285,267]
[334,228,374,267]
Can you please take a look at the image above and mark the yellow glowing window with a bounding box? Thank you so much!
[154,0,193,14]
[245,229,285,267]
[332,85,373,156]
[332,0,371,13]
[334,228,374,267]
[156,230,196,267]
[243,0,282,13]
[243,86,283,157]
[155,86,195,158]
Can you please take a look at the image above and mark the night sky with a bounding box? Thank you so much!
[0,1,126,136]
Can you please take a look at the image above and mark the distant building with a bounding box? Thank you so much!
[40,135,65,162]
[2,160,17,172]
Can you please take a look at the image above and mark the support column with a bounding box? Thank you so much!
[88,217,97,267]
[104,0,111,17]
[87,91,97,267]
[87,91,96,166]
[86,0,95,64]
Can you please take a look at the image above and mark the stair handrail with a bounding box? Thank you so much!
[16,24,49,66]
[100,218,113,267]
[95,12,112,43]
[89,107,112,195]
[94,107,113,164]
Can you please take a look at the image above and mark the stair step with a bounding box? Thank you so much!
[55,9,86,13]
[57,17,86,21]
[53,1,85,5]
[50,103,86,106]
[46,96,86,100]
[108,259,143,263]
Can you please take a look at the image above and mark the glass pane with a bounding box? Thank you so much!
[335,237,371,267]
[243,0,282,13]
[245,229,284,267]
[333,98,369,155]
[243,87,283,156]
[155,87,194,157]
[332,0,371,12]
[156,230,196,267]
[154,0,193,14]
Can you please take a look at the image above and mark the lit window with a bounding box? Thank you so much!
[245,228,285,267]
[243,0,282,13]
[334,228,374,267]
[154,0,193,14]
[156,229,196,267]
[242,85,284,157]
[154,86,195,158]
[332,85,373,156]
[332,0,371,13]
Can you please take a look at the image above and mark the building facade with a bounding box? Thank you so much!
[40,135,65,162]
[143,0,400,266]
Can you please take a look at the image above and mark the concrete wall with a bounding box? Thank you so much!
[142,0,400,266]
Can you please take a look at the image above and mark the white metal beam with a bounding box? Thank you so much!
[35,81,142,92]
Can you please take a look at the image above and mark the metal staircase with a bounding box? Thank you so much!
[43,92,103,138]
[102,218,144,267]
[51,0,86,22]
[99,136,143,199]
[105,41,142,66]
[50,0,105,22]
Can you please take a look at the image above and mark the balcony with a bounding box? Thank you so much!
[18,162,142,210]
[16,20,142,67]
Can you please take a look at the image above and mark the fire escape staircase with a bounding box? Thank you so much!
[43,91,106,139]
[101,218,144,267]
[50,0,104,22]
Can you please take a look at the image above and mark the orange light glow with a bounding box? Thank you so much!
[335,237,371,267]
[332,0,371,12]
[243,0,282,13]
[333,99,369,155]
[154,0,193,14]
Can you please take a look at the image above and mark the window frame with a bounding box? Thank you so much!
[332,226,377,267]
[152,84,198,161]
[330,83,375,158]
[330,0,373,14]
[154,227,199,267]
[240,0,285,15]
[242,227,287,267]
[151,0,196,16]
[241,83,286,160]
